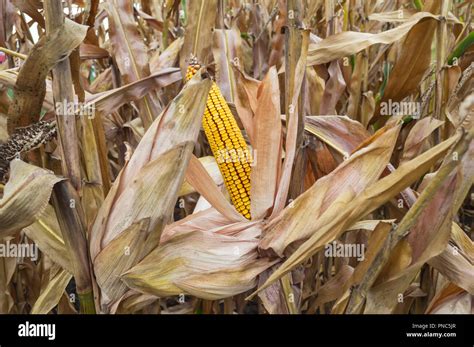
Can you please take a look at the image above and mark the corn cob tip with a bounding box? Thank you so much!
[188,54,200,67]
[185,55,202,82]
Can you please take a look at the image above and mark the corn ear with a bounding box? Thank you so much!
[186,57,252,219]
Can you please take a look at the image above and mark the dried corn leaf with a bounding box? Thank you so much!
[150,37,183,73]
[380,2,439,106]
[272,30,309,216]
[363,148,465,313]
[319,61,346,115]
[0,251,16,313]
[123,228,275,300]
[305,116,370,156]
[179,0,217,72]
[106,0,159,129]
[231,66,261,144]
[429,243,474,294]
[429,222,474,294]
[0,160,62,237]
[23,205,72,273]
[307,12,440,66]
[260,124,401,256]
[428,291,471,314]
[93,143,196,308]
[86,67,181,115]
[400,117,444,163]
[308,265,354,308]
[7,18,87,132]
[253,133,459,296]
[212,27,242,102]
[31,267,72,314]
[425,283,466,314]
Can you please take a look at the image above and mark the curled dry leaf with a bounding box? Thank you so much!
[319,60,346,115]
[0,160,62,238]
[379,3,440,107]
[307,12,441,66]
[400,117,444,163]
[85,67,182,115]
[7,18,88,133]
[305,115,370,156]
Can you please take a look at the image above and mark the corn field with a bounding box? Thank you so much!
[0,0,472,317]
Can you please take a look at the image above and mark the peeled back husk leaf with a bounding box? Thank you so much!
[90,74,211,309]
[123,227,276,300]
